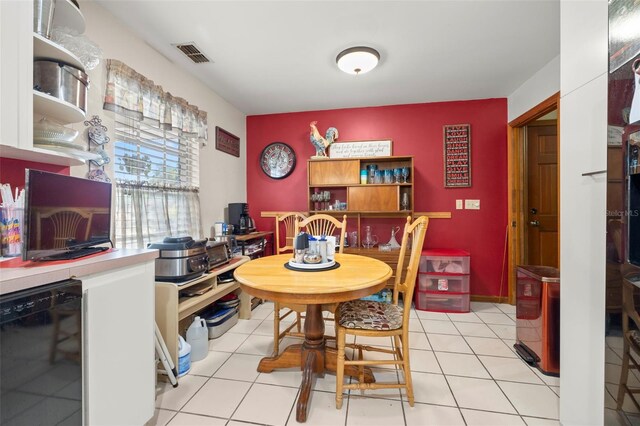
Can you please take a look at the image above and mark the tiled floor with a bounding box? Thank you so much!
[149,301,561,426]
[604,333,640,425]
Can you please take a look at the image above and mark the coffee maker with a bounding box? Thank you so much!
[228,203,255,235]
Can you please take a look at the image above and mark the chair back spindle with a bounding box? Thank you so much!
[394,216,429,316]
[294,214,347,253]
[275,212,307,254]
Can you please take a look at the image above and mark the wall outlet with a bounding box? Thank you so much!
[465,199,480,210]
[456,199,463,209]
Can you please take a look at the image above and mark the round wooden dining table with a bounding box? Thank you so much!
[233,253,392,423]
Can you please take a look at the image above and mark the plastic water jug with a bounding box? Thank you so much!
[177,335,191,377]
[186,316,208,362]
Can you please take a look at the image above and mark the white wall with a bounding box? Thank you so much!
[507,55,560,122]
[70,0,247,237]
[559,0,608,424]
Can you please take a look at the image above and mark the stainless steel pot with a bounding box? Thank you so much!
[34,0,56,38]
[33,60,90,112]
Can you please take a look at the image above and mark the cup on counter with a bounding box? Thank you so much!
[294,249,306,263]
[0,207,23,257]
[318,238,328,263]
[212,221,225,237]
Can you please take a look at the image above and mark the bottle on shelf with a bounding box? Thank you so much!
[362,226,378,248]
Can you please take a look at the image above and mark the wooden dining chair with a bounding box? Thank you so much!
[272,212,307,355]
[617,274,640,411]
[294,214,347,249]
[334,215,429,409]
[289,214,348,336]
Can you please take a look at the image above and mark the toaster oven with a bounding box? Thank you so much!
[206,240,231,270]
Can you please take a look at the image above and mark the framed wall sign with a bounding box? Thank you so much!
[329,139,393,158]
[443,124,471,187]
[215,126,240,157]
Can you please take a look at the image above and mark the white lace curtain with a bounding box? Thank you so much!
[114,183,203,248]
[103,59,208,142]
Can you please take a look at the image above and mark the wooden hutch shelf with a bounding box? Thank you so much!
[308,156,414,215]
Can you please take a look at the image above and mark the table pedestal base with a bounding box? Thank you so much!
[257,304,375,422]
[258,344,376,382]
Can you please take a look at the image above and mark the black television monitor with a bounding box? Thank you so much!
[23,169,112,261]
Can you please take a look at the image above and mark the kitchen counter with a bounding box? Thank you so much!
[0,248,159,295]
[0,247,159,424]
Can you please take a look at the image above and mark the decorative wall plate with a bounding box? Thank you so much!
[84,115,110,145]
[89,149,110,167]
[88,125,109,145]
[87,168,111,183]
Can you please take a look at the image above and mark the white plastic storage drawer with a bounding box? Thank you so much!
[415,292,470,313]
[418,274,470,293]
[419,249,470,274]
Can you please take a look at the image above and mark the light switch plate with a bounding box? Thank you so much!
[465,199,480,210]
[456,200,463,209]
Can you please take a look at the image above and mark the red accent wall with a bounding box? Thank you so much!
[0,157,69,191]
[246,99,508,297]
[609,78,635,126]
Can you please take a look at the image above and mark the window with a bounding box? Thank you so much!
[103,59,207,248]
[113,114,203,248]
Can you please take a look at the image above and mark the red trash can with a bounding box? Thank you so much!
[514,265,560,376]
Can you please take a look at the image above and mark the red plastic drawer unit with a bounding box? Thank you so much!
[418,274,470,293]
[415,292,470,313]
[419,249,470,274]
[415,249,471,313]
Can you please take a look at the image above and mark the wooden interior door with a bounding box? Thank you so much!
[526,121,558,267]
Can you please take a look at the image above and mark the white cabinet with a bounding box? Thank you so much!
[82,260,155,426]
[559,0,608,424]
[0,0,90,166]
[560,0,608,96]
[0,0,33,149]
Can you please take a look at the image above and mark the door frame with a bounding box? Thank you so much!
[507,92,560,304]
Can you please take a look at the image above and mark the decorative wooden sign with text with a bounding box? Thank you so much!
[443,124,471,187]
[215,126,240,157]
[329,139,393,158]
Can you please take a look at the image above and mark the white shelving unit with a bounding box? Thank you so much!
[0,0,91,163]
[33,90,86,124]
[0,144,83,166]
[32,144,100,162]
[31,0,88,161]
[52,0,86,34]
[33,32,84,70]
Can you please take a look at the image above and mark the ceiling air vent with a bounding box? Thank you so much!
[174,43,211,64]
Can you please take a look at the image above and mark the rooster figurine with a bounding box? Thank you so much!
[309,121,339,158]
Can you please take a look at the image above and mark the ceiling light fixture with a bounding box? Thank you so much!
[336,46,380,75]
